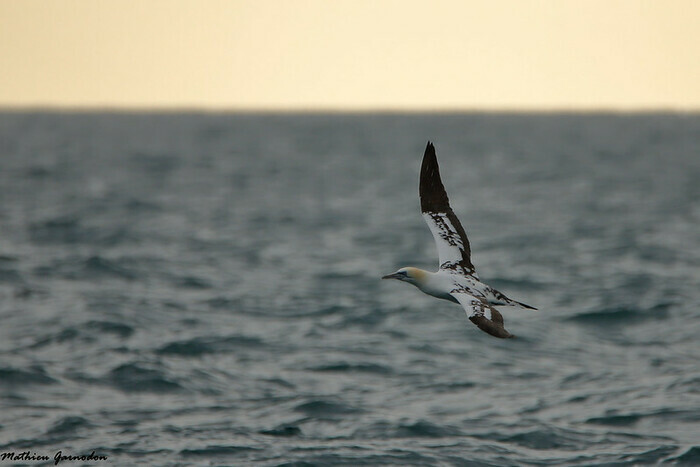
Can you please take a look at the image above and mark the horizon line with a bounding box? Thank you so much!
[1,104,699,115]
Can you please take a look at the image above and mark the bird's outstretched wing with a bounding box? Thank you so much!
[450,292,514,338]
[420,142,476,276]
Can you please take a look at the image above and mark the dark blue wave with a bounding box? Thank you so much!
[106,363,183,393]
[156,335,266,356]
[0,366,57,386]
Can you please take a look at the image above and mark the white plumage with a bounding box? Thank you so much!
[383,142,536,338]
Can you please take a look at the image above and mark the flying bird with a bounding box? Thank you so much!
[382,142,536,338]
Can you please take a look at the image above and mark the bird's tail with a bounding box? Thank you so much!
[486,287,538,310]
[512,299,537,310]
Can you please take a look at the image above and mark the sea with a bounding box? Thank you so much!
[0,111,698,466]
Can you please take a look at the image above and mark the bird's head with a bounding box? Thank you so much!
[382,267,427,285]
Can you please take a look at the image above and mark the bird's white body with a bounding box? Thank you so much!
[408,269,460,303]
[386,267,530,309]
[383,142,536,338]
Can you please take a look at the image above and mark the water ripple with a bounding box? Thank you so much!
[106,363,183,393]
[1,112,699,465]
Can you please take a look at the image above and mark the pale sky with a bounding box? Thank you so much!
[1,0,699,110]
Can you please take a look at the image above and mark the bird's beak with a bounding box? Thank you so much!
[382,273,401,280]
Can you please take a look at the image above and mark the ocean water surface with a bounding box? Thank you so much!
[0,111,699,465]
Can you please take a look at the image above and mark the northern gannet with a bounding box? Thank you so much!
[383,142,536,338]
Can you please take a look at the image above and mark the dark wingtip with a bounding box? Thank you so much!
[469,313,514,339]
[424,141,436,161]
[419,141,450,213]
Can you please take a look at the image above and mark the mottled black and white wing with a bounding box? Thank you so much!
[420,142,476,276]
[450,292,514,339]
